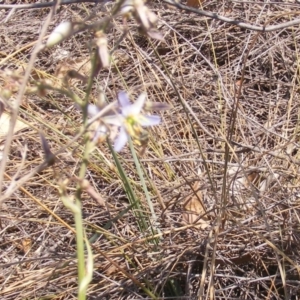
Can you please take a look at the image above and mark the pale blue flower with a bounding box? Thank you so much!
[86,91,162,152]
[113,91,161,152]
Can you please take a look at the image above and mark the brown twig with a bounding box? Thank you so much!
[0,0,105,10]
[163,0,300,32]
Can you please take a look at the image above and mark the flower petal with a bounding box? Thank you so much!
[103,114,124,126]
[139,115,161,127]
[118,91,131,108]
[144,101,171,111]
[94,124,107,142]
[114,127,128,152]
[87,104,100,117]
[130,92,147,115]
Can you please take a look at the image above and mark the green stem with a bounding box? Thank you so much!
[74,200,86,300]
[74,46,99,300]
[75,135,95,300]
[128,139,161,242]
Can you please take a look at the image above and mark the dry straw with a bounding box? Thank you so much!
[0,1,300,299]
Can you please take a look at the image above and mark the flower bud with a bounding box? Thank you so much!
[46,21,72,48]
[119,0,134,16]
[95,31,110,69]
[0,88,12,100]
[39,132,56,166]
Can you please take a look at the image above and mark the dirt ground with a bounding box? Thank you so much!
[1,0,300,299]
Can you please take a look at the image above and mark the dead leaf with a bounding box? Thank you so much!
[22,238,32,254]
[0,111,29,143]
[228,167,259,212]
[259,173,280,192]
[182,181,208,226]
[105,264,117,276]
[187,0,203,8]
[235,79,242,89]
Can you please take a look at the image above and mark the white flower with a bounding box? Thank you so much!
[114,91,161,152]
[119,0,162,40]
[86,91,162,152]
[119,0,134,15]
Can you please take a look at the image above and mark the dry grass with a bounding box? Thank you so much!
[1,0,300,299]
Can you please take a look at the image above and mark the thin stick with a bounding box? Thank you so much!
[0,5,54,198]
[163,0,300,32]
[0,0,104,10]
